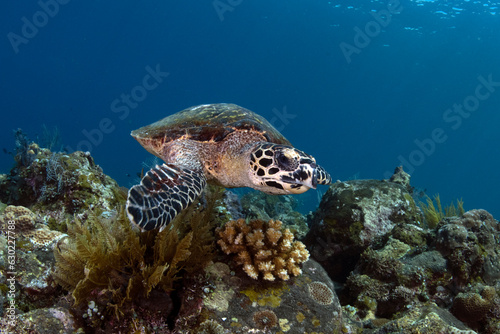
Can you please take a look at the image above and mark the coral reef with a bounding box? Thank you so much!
[187,259,344,334]
[308,281,335,305]
[197,319,226,334]
[2,134,499,334]
[240,191,309,238]
[0,205,66,249]
[216,218,309,281]
[0,142,127,219]
[305,175,423,281]
[420,194,465,228]
[252,309,278,330]
[364,302,477,334]
[52,187,220,332]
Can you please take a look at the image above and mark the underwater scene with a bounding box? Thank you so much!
[1,0,500,333]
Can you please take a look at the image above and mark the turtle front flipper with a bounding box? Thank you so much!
[126,164,207,231]
[316,165,332,185]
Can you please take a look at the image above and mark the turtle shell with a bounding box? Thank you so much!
[131,103,291,156]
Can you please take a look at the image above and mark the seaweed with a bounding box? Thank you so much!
[419,194,465,228]
[52,185,222,325]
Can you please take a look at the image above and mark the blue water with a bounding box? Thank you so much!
[1,1,499,217]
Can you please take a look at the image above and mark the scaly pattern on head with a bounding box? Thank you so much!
[249,143,331,194]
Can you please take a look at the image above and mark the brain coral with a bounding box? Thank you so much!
[452,288,495,325]
[308,281,334,305]
[217,219,309,281]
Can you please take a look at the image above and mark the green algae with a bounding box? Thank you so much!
[240,283,290,308]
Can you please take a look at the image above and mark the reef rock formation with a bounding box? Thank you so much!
[240,191,309,239]
[178,259,346,333]
[0,144,126,219]
[305,177,422,281]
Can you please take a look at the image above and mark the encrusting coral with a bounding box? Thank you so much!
[252,309,278,330]
[0,205,66,248]
[216,219,309,281]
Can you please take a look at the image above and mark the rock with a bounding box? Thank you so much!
[362,302,477,334]
[240,191,309,239]
[436,209,500,286]
[450,283,500,332]
[305,179,422,280]
[175,259,347,333]
[0,146,127,219]
[0,307,79,334]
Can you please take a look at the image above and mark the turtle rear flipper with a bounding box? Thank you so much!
[126,164,207,231]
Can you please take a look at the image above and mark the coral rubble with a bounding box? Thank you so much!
[216,218,309,281]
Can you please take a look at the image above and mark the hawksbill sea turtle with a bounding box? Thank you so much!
[126,103,332,231]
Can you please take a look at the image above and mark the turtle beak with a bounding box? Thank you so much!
[300,168,317,190]
[311,169,318,189]
[281,164,317,190]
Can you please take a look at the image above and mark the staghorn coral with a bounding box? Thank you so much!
[217,219,309,281]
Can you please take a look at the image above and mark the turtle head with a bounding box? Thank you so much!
[248,143,332,195]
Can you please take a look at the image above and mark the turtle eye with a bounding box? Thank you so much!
[276,152,291,167]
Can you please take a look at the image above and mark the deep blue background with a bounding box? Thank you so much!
[1,1,499,217]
